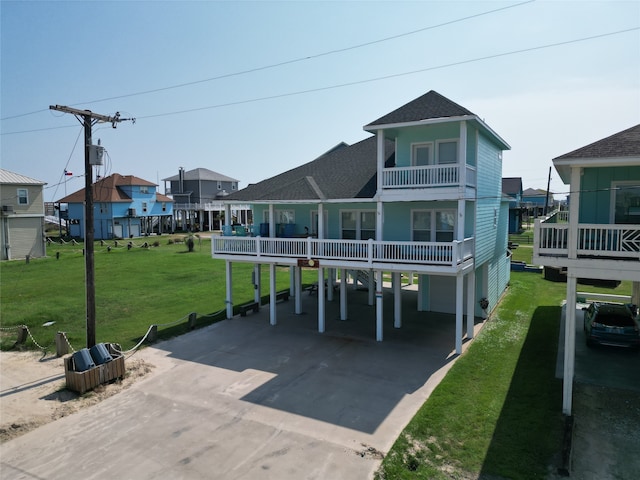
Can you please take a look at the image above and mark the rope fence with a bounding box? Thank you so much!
[0,307,227,360]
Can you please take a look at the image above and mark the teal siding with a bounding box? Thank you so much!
[474,131,503,266]
[394,123,460,167]
[579,166,640,223]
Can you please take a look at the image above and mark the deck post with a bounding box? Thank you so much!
[253,263,261,307]
[466,271,475,339]
[455,273,463,354]
[225,260,233,319]
[375,270,383,341]
[294,266,302,314]
[393,271,402,328]
[327,268,334,302]
[340,268,348,320]
[269,264,277,326]
[368,269,375,306]
[563,274,577,415]
[318,267,325,333]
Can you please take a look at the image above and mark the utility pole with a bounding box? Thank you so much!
[544,166,552,217]
[49,105,134,348]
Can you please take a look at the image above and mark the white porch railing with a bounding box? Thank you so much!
[535,220,640,259]
[382,164,476,189]
[212,236,475,268]
[173,202,251,211]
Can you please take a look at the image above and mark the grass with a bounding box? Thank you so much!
[0,236,316,351]
[375,270,633,480]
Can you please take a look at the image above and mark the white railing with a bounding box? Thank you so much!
[173,202,251,211]
[535,221,640,259]
[383,164,460,189]
[212,236,474,268]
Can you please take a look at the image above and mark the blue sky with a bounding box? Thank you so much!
[1,0,639,202]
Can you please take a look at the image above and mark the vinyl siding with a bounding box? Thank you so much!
[579,166,640,223]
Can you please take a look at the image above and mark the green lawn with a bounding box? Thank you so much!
[0,236,316,351]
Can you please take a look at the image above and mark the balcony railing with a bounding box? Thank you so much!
[382,164,476,189]
[173,202,250,211]
[535,220,640,259]
[212,236,474,268]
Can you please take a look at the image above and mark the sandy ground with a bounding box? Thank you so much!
[0,350,154,443]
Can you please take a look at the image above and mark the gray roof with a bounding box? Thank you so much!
[365,90,475,127]
[502,177,522,196]
[226,136,395,202]
[162,168,238,183]
[554,124,640,160]
[0,168,46,185]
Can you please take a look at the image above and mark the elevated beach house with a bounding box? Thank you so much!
[212,90,512,353]
[57,173,174,240]
[533,124,640,414]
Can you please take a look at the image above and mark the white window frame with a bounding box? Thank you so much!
[411,208,456,242]
[17,188,28,205]
[217,181,222,190]
[610,181,640,224]
[142,202,148,213]
[263,209,295,224]
[411,142,434,166]
[435,139,459,165]
[140,186,149,194]
[339,209,376,240]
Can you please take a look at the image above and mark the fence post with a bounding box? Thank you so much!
[188,312,197,330]
[16,326,28,345]
[55,332,69,357]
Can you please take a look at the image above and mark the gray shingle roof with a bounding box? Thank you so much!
[227,136,394,202]
[502,177,522,196]
[554,124,640,160]
[162,168,238,182]
[365,90,475,128]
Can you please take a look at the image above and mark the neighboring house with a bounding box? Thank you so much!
[502,177,523,233]
[522,187,554,218]
[212,90,512,353]
[532,124,640,415]
[57,173,173,240]
[162,167,250,231]
[0,169,47,260]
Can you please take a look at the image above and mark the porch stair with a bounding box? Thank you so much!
[356,270,371,289]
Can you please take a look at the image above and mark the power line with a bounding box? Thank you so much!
[1,25,637,135]
[0,1,535,121]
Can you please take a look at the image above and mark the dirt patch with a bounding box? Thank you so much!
[0,350,154,443]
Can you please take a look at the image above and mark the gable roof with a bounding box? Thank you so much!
[553,124,640,183]
[57,173,163,203]
[363,90,510,150]
[226,136,395,202]
[162,168,238,183]
[502,177,523,196]
[0,168,46,185]
[523,188,550,197]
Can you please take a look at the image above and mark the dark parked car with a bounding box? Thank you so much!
[583,302,640,348]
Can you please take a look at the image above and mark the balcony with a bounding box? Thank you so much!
[382,164,476,189]
[534,215,640,260]
[212,236,474,271]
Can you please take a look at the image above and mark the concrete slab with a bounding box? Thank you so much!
[0,287,484,480]
[556,303,640,391]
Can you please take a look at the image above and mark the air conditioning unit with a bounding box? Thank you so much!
[128,208,136,217]
[2,205,14,213]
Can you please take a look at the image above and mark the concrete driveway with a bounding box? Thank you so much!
[1,287,483,479]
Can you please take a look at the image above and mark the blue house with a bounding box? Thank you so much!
[533,124,640,414]
[212,90,511,353]
[522,187,554,218]
[502,177,523,233]
[57,173,174,240]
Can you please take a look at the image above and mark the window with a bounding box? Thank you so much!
[232,182,237,190]
[341,210,376,240]
[140,186,149,194]
[437,140,458,164]
[162,202,167,212]
[17,188,28,205]
[612,183,640,224]
[217,181,222,190]
[412,143,433,166]
[263,210,295,224]
[412,209,456,242]
[412,211,431,241]
[142,202,148,213]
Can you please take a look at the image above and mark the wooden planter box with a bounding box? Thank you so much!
[64,346,125,394]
